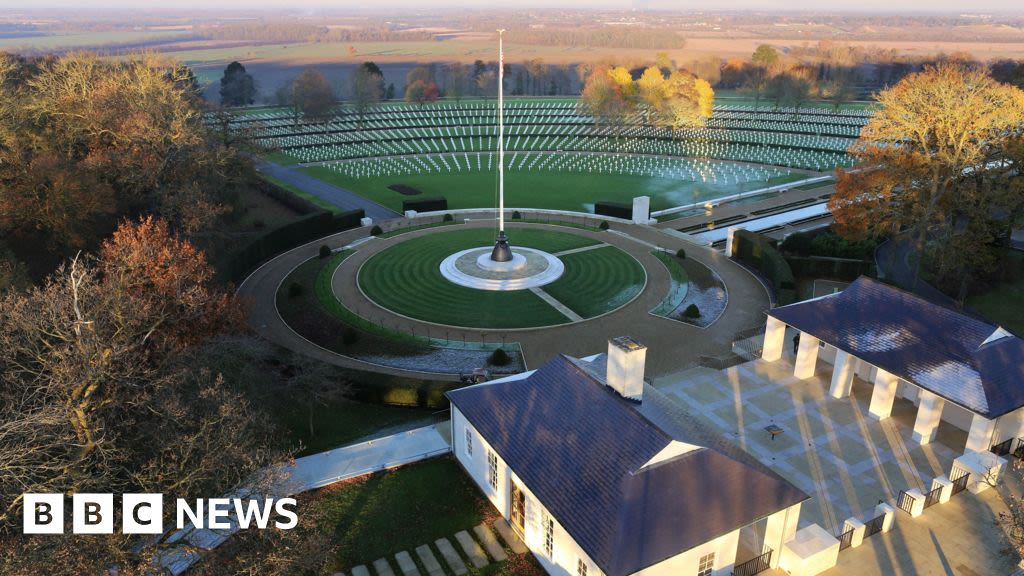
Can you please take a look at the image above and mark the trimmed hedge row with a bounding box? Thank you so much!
[732,229,797,305]
[595,201,633,220]
[787,256,876,281]
[348,373,460,409]
[403,196,448,213]
[255,176,320,215]
[227,208,365,282]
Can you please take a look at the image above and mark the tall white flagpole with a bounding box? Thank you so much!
[497,29,505,235]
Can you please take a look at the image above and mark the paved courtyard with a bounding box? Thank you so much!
[653,358,1018,575]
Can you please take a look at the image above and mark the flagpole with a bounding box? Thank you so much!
[490,29,512,263]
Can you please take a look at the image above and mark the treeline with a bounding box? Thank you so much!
[196,22,434,44]
[499,26,686,49]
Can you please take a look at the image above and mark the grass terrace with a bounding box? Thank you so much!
[357,227,646,328]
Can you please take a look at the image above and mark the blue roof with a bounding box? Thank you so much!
[768,276,1024,418]
[446,355,807,576]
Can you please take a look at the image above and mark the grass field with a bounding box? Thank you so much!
[358,227,644,328]
[968,251,1024,336]
[303,165,804,214]
[543,247,646,318]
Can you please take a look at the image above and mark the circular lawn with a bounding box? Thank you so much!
[355,227,648,329]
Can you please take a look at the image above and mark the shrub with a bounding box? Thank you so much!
[675,248,686,259]
[599,221,610,231]
[683,304,701,318]
[288,282,304,298]
[488,348,511,367]
[512,210,521,220]
[341,327,361,346]
[370,225,383,236]
[253,219,266,230]
[319,244,332,259]
[442,213,454,222]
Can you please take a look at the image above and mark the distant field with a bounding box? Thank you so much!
[0,30,190,51]
[302,165,804,213]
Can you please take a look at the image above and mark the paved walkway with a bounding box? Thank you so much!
[159,423,451,575]
[343,519,527,576]
[238,214,771,379]
[258,159,400,220]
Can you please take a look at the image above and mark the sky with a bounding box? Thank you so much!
[0,0,1020,12]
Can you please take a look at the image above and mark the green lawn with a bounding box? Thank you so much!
[968,251,1024,336]
[303,165,803,214]
[320,457,491,570]
[282,399,433,456]
[359,227,639,328]
[543,246,646,318]
[258,173,340,212]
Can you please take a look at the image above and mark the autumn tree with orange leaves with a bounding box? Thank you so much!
[829,63,1024,301]
[0,217,281,575]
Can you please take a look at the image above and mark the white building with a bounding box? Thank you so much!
[763,277,1024,455]
[447,337,808,576]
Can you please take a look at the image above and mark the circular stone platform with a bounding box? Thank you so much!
[440,247,564,291]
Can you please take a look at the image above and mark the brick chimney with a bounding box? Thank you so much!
[606,337,646,401]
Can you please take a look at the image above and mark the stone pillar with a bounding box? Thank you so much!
[829,350,856,399]
[912,390,945,445]
[793,333,821,380]
[931,476,953,504]
[764,502,801,569]
[965,413,997,453]
[360,217,373,227]
[632,196,651,224]
[842,518,865,548]
[762,317,787,362]
[868,369,899,420]
[726,227,739,257]
[904,489,926,518]
[874,502,895,533]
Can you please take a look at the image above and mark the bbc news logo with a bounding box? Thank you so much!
[23,493,298,534]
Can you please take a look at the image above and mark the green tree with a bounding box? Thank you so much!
[350,61,384,128]
[749,44,779,109]
[219,61,257,106]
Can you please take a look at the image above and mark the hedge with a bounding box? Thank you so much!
[787,256,876,281]
[595,201,633,220]
[732,229,797,305]
[255,176,320,215]
[403,197,448,213]
[226,208,365,282]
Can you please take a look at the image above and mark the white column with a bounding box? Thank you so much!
[764,503,801,569]
[874,502,895,533]
[912,390,945,444]
[931,476,953,504]
[726,226,739,257]
[868,368,899,420]
[632,196,650,224]
[762,317,787,362]
[793,333,821,380]
[965,414,997,453]
[829,350,856,399]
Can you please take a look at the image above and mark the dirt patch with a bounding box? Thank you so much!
[388,184,423,196]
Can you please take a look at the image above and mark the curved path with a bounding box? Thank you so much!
[238,213,770,380]
[257,159,400,220]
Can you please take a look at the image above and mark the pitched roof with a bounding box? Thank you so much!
[768,276,1024,418]
[446,355,808,576]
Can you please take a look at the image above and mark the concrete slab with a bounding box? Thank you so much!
[454,530,489,568]
[372,558,396,576]
[394,551,421,576]
[434,538,468,575]
[473,524,508,562]
[415,545,445,576]
[492,519,528,554]
[351,565,371,576]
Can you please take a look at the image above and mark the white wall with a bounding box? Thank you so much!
[452,406,510,517]
[631,529,740,576]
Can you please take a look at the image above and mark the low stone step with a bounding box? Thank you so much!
[351,565,371,576]
[473,524,508,562]
[373,558,396,576]
[434,538,468,576]
[415,545,445,576]
[454,530,489,569]
[492,519,528,554]
[394,551,421,576]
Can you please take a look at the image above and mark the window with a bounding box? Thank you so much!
[543,513,554,557]
[697,552,714,576]
[465,429,473,457]
[487,451,498,489]
[577,558,587,576]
